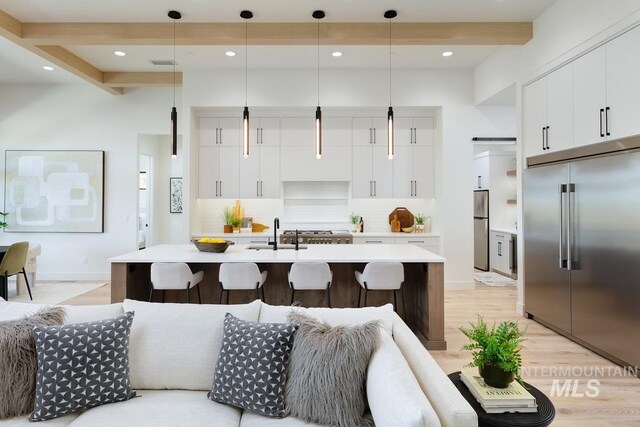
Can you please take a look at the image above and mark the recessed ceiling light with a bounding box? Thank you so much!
[114,50,126,57]
[225,51,236,57]
[42,66,54,71]
[332,51,343,57]
[442,51,454,57]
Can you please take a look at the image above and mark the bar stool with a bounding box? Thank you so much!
[149,262,204,303]
[219,263,267,304]
[355,262,405,317]
[288,262,333,307]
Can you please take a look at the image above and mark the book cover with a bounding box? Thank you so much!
[461,367,536,406]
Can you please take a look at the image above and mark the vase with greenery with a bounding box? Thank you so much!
[349,212,360,232]
[414,214,426,233]
[460,315,526,388]
[222,207,235,233]
[0,212,8,230]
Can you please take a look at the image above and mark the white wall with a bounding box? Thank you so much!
[0,84,183,280]
[184,68,515,289]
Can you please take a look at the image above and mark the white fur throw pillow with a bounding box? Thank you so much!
[285,312,379,427]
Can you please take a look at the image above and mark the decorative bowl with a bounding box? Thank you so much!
[402,226,415,233]
[193,239,234,253]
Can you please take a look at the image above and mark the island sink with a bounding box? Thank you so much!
[247,244,308,250]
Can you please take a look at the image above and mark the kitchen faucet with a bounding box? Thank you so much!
[270,217,280,250]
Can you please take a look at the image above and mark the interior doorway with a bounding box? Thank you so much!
[138,154,152,249]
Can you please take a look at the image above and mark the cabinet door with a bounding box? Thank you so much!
[258,118,280,146]
[239,147,260,199]
[218,118,241,146]
[371,118,387,146]
[280,117,314,146]
[198,118,218,147]
[198,146,219,198]
[392,146,413,198]
[352,146,373,198]
[217,146,240,198]
[394,118,413,146]
[490,232,502,273]
[414,118,435,146]
[523,77,547,158]
[606,25,640,140]
[473,156,490,190]
[259,147,280,198]
[323,117,352,146]
[413,146,435,198]
[546,64,574,153]
[573,46,607,147]
[353,118,373,146]
[372,146,393,198]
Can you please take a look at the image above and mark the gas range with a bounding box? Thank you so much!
[280,230,353,245]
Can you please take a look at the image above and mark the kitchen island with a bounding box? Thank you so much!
[109,244,446,349]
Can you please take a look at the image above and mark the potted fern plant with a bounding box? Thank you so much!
[460,315,526,388]
[222,207,234,233]
[0,211,8,230]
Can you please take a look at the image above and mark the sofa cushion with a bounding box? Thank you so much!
[209,314,298,417]
[367,330,441,427]
[0,307,66,419]
[0,299,123,325]
[285,312,378,427]
[0,299,46,321]
[258,303,394,334]
[122,299,262,390]
[240,412,325,427]
[68,390,242,427]
[30,312,136,422]
[0,413,77,426]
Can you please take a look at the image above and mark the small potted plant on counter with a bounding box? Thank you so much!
[0,211,8,230]
[460,315,526,388]
[414,214,426,233]
[349,212,360,233]
[223,207,234,233]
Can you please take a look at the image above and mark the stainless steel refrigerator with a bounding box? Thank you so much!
[473,190,489,271]
[524,149,640,368]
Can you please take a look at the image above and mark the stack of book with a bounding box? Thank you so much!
[460,367,538,414]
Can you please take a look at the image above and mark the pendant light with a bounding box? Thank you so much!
[312,10,325,159]
[384,10,397,160]
[241,10,253,158]
[168,10,181,158]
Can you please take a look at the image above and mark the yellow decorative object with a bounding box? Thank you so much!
[252,223,269,232]
[198,237,226,243]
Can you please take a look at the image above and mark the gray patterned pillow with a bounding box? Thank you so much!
[208,313,298,417]
[29,312,136,422]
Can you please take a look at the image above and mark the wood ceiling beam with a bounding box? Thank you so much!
[22,22,532,46]
[102,72,182,87]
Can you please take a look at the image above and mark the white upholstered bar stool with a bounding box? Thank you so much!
[219,263,267,304]
[288,262,333,307]
[149,262,204,304]
[16,243,41,295]
[355,262,406,317]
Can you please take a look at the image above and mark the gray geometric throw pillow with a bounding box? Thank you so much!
[29,311,136,422]
[208,313,298,417]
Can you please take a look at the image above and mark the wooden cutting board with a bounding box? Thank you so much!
[389,207,414,228]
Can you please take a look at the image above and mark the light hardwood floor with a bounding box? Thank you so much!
[64,283,640,426]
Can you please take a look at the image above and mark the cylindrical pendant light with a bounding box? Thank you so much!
[241,10,253,158]
[168,10,181,158]
[313,10,325,159]
[385,10,397,160]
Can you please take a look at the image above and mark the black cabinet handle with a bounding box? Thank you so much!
[600,109,605,137]
[605,107,610,136]
[545,126,550,150]
[542,127,546,150]
[498,241,502,256]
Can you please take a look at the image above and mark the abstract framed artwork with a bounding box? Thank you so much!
[4,150,105,233]
[170,177,183,213]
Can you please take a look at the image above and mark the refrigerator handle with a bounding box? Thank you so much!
[567,183,576,270]
[558,184,567,269]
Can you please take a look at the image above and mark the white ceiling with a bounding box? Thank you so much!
[0,0,558,85]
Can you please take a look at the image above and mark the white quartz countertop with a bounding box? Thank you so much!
[110,244,445,264]
[491,228,518,235]
[193,231,272,238]
[193,231,440,239]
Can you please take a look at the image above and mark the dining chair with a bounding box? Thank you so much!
[150,262,204,304]
[218,263,267,304]
[288,262,333,307]
[0,241,33,301]
[17,243,41,295]
[355,262,405,317]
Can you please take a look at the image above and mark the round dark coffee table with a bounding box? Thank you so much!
[448,371,555,427]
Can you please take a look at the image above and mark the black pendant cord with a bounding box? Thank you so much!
[317,18,320,107]
[173,18,176,108]
[389,18,392,107]
[245,19,248,107]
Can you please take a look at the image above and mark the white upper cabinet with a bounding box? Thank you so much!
[198,146,218,198]
[372,146,393,198]
[323,118,352,146]
[352,145,393,198]
[198,118,218,147]
[198,145,239,198]
[353,118,386,146]
[412,146,435,198]
[199,118,241,146]
[393,146,413,198]
[280,117,314,146]
[473,154,490,190]
[239,146,280,198]
[251,118,280,147]
[523,65,573,159]
[573,46,607,147]
[395,117,434,146]
[238,149,261,198]
[217,146,240,198]
[606,25,640,140]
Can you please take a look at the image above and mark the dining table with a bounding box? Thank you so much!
[0,245,9,300]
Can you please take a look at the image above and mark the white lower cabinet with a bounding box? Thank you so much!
[236,237,270,245]
[353,236,440,254]
[352,237,396,244]
[490,231,513,276]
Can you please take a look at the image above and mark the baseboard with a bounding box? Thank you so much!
[37,273,110,282]
[445,281,475,290]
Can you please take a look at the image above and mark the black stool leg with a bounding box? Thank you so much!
[255,285,260,301]
[358,286,362,307]
[364,289,368,307]
[218,284,224,304]
[261,286,266,303]
[22,268,33,301]
[401,286,407,320]
[226,290,230,304]
[162,290,166,303]
[186,287,190,303]
[290,289,295,305]
[326,285,331,308]
[197,285,201,304]
[148,284,154,302]
[393,290,398,313]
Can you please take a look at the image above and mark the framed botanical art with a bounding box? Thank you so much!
[4,150,105,233]
[170,177,183,213]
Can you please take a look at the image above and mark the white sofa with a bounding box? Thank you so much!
[0,298,477,427]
